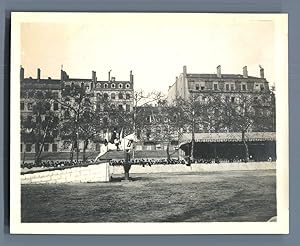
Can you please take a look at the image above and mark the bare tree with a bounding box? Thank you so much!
[213,91,275,162]
[21,90,59,164]
[172,93,208,162]
[54,84,96,163]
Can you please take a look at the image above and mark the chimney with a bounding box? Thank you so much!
[108,70,112,81]
[20,66,24,82]
[217,65,221,78]
[243,66,248,78]
[37,68,41,80]
[130,70,134,83]
[92,71,97,83]
[259,65,264,78]
[60,65,69,81]
[183,65,187,75]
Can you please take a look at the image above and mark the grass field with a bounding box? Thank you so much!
[21,170,276,222]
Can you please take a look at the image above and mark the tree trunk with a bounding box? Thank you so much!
[213,143,217,158]
[70,142,74,163]
[83,145,86,163]
[242,131,249,162]
[166,142,170,161]
[191,139,195,162]
[83,139,89,163]
[35,128,41,165]
[76,139,79,164]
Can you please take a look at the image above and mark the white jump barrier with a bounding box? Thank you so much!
[21,162,111,184]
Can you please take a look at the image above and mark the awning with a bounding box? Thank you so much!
[179,132,276,146]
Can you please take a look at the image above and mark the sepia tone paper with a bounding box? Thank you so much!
[10,12,288,234]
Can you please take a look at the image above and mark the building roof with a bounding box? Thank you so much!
[96,80,131,83]
[22,78,61,84]
[179,132,276,145]
[186,73,266,81]
[68,78,92,81]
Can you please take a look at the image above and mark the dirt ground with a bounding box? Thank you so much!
[21,170,276,222]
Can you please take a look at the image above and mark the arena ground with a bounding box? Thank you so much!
[21,169,276,222]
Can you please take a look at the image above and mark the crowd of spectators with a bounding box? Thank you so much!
[21,159,96,169]
[109,158,186,167]
[21,155,274,170]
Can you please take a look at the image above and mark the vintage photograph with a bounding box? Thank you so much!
[10,13,288,234]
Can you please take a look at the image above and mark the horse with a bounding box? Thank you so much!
[94,133,137,162]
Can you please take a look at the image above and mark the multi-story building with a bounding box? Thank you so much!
[167,65,276,162]
[168,65,270,103]
[20,66,134,157]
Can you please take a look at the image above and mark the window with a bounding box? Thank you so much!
[201,86,205,90]
[126,93,131,99]
[96,83,101,88]
[230,84,235,91]
[27,103,33,110]
[137,129,141,139]
[195,84,200,90]
[136,145,142,151]
[104,83,108,89]
[225,84,230,91]
[118,104,123,111]
[111,93,115,100]
[118,93,123,99]
[97,93,101,97]
[231,97,235,103]
[52,144,58,152]
[25,144,32,152]
[104,93,109,100]
[111,83,115,88]
[20,102,24,110]
[126,83,130,89]
[44,144,49,152]
[213,84,218,90]
[53,102,59,111]
[260,85,264,91]
[118,83,123,89]
[147,145,152,150]
[242,84,246,91]
[20,143,23,152]
[126,104,130,112]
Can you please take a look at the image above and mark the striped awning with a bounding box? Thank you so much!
[179,132,276,146]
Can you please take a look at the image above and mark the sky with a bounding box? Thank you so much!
[20,13,281,94]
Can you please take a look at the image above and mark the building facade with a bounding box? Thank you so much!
[168,65,271,104]
[167,65,276,161]
[20,66,134,156]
